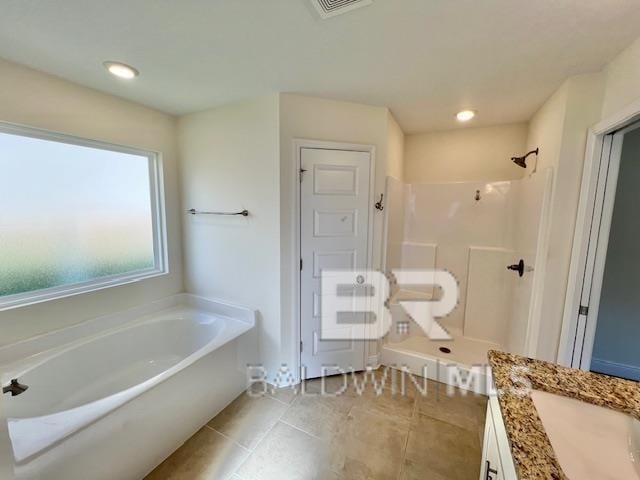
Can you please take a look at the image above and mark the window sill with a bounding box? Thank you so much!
[0,269,169,312]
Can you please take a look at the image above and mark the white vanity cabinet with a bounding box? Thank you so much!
[480,395,518,480]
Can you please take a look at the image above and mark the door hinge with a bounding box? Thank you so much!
[300,168,307,182]
[300,340,303,353]
[579,305,589,316]
[300,258,303,271]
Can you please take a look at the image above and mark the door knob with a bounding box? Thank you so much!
[507,259,525,277]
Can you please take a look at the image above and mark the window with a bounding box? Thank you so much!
[0,123,167,309]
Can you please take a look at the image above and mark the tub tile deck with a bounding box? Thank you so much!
[145,369,486,480]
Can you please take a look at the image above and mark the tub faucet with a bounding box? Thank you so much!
[2,379,29,397]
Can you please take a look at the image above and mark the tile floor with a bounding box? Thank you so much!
[145,368,486,480]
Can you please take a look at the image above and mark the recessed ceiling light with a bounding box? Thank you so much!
[456,110,476,122]
[103,61,139,79]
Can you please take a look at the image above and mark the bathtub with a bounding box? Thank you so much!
[0,294,258,480]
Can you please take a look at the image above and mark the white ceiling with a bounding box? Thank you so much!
[1,0,639,133]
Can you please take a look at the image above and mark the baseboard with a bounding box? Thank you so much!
[591,358,640,381]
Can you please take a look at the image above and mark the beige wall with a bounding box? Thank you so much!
[525,85,569,175]
[178,93,402,375]
[404,123,528,183]
[386,112,405,181]
[0,65,402,376]
[532,34,640,362]
[528,74,605,362]
[383,112,405,282]
[601,37,640,120]
[178,95,282,375]
[0,58,183,346]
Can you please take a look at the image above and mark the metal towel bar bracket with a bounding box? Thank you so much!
[187,208,249,217]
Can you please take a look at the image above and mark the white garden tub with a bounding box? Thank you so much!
[0,294,258,480]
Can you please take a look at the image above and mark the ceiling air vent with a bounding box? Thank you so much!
[311,0,373,19]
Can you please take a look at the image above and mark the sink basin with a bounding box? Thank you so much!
[631,419,640,477]
[531,389,640,479]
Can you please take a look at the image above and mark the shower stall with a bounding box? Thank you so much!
[380,170,552,392]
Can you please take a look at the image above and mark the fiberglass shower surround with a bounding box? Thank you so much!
[383,171,551,362]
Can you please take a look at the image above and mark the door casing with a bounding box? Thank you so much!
[559,98,640,369]
[291,139,377,383]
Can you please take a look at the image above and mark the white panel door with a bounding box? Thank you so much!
[300,147,372,379]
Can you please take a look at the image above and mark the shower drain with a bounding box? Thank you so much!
[439,346,451,354]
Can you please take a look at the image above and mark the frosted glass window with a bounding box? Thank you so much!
[0,124,166,309]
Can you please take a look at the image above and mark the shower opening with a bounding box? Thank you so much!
[380,172,552,393]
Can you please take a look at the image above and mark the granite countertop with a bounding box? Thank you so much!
[488,350,640,479]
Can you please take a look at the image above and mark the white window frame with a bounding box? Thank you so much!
[0,122,169,311]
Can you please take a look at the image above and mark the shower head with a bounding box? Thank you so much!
[512,156,528,168]
[511,148,539,169]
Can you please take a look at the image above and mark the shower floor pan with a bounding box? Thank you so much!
[381,332,498,395]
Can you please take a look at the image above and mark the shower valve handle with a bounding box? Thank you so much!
[507,259,525,277]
